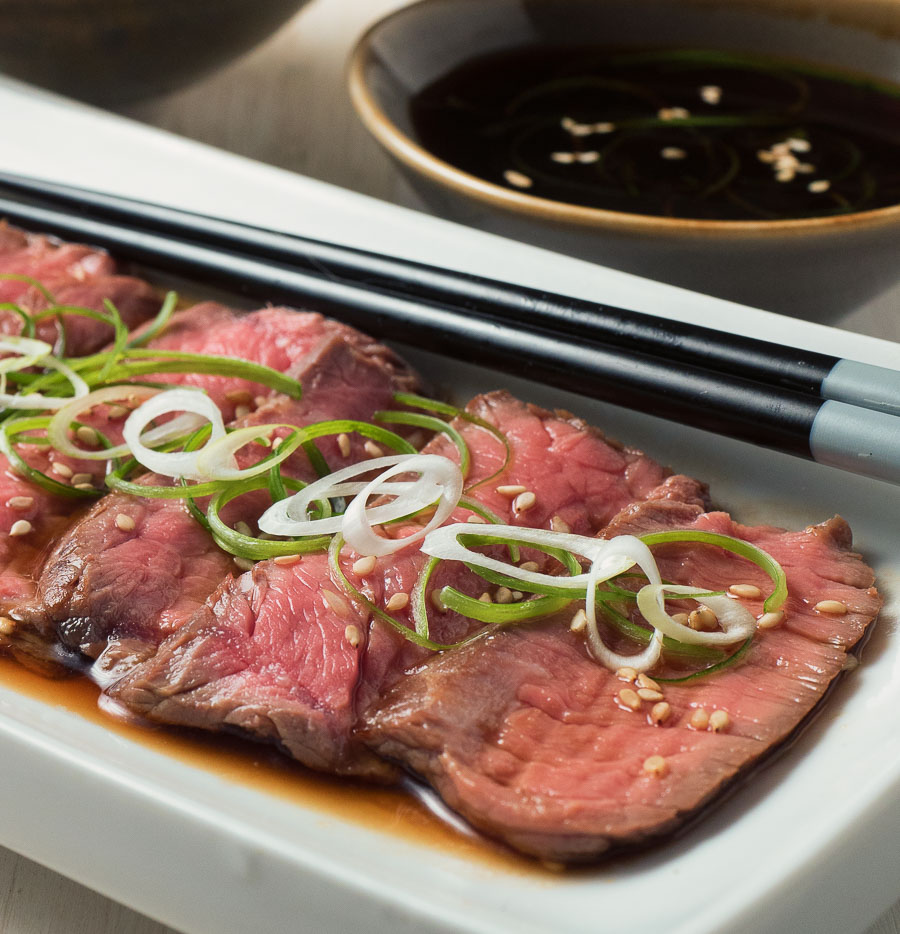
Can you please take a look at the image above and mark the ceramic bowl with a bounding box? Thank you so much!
[349,0,900,322]
[0,0,310,105]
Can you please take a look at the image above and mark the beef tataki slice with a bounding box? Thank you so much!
[110,392,679,778]
[360,502,881,862]
[12,320,419,667]
[0,226,160,354]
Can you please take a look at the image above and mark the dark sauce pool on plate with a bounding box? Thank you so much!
[410,47,900,220]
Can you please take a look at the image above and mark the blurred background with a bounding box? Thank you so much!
[105,0,897,341]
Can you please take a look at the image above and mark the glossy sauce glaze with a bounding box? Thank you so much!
[0,653,539,873]
[410,47,900,220]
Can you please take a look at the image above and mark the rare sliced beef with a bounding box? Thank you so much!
[10,316,419,673]
[360,498,882,861]
[109,392,675,778]
[0,225,160,354]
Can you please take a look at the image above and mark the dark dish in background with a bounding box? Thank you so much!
[410,46,900,221]
[0,0,310,104]
[349,0,900,321]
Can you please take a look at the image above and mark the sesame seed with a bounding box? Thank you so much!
[616,667,638,682]
[550,515,571,534]
[650,702,671,725]
[70,472,93,486]
[671,612,690,626]
[353,555,377,576]
[75,426,98,446]
[842,655,860,671]
[775,168,796,182]
[618,688,641,711]
[271,437,284,451]
[815,599,847,615]
[337,433,352,458]
[364,441,383,459]
[643,755,668,777]
[273,554,302,566]
[385,592,409,612]
[496,484,527,497]
[561,116,577,131]
[478,592,492,603]
[661,146,687,160]
[757,149,777,164]
[495,587,514,605]
[709,710,731,732]
[74,483,96,491]
[234,405,251,419]
[757,610,785,630]
[225,389,253,404]
[503,169,533,189]
[550,152,577,164]
[569,608,587,633]
[323,589,353,619]
[233,557,254,571]
[0,616,14,636]
[575,150,600,164]
[568,124,593,137]
[511,591,523,601]
[230,521,250,537]
[592,121,616,134]
[788,137,811,152]
[115,513,135,532]
[638,688,665,702]
[658,106,690,121]
[688,606,718,631]
[519,561,540,573]
[466,514,487,524]
[808,179,831,193]
[636,673,660,692]
[345,624,361,648]
[795,162,815,174]
[689,708,710,730]
[699,84,722,105]
[513,491,537,513]
[9,519,32,536]
[729,583,762,599]
[107,404,130,419]
[8,496,33,510]
[51,462,74,479]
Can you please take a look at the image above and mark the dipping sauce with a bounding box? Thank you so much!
[410,47,900,220]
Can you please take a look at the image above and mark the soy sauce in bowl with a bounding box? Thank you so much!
[409,48,900,221]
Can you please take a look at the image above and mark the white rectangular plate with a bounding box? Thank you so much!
[1,76,898,934]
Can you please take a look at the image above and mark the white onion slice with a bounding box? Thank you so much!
[342,455,462,557]
[636,584,757,645]
[192,423,292,482]
[258,454,463,556]
[0,336,54,373]
[124,389,226,479]
[0,343,90,411]
[585,557,663,672]
[421,524,655,591]
[48,385,204,460]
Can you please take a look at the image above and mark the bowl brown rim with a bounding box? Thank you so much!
[348,0,900,239]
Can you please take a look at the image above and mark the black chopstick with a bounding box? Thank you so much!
[1,170,898,420]
[0,185,898,485]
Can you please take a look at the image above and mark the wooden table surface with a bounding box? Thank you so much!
[2,2,898,931]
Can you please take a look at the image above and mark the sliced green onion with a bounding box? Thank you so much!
[206,475,330,559]
[126,291,178,348]
[640,528,787,612]
[329,535,456,650]
[374,409,470,477]
[0,416,100,499]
